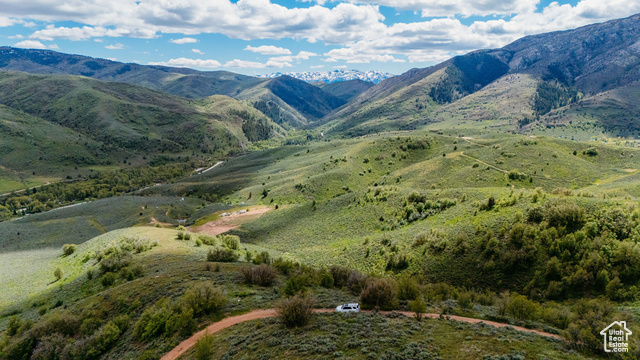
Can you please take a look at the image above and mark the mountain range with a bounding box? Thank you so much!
[1,13,640,181]
[260,69,394,84]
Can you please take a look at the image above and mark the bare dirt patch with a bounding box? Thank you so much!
[189,206,273,236]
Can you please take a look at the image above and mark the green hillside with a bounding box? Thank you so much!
[0,71,286,192]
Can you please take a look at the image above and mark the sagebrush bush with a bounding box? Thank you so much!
[252,251,271,265]
[220,235,240,250]
[195,333,215,360]
[54,267,63,281]
[207,248,239,262]
[506,294,539,321]
[182,284,227,316]
[277,295,315,328]
[273,258,298,275]
[241,265,278,287]
[199,235,217,246]
[360,278,398,310]
[101,272,116,287]
[62,244,77,256]
[397,276,419,300]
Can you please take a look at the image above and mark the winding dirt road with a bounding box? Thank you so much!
[160,309,562,360]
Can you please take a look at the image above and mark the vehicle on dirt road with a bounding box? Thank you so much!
[336,303,360,312]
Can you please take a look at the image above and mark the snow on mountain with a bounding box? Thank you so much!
[260,69,394,84]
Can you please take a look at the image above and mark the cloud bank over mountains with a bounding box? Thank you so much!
[1,0,640,72]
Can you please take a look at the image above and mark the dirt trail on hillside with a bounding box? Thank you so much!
[189,206,273,236]
[160,309,562,360]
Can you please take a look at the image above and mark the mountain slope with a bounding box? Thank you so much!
[236,75,346,128]
[0,71,282,191]
[315,79,375,102]
[321,13,640,136]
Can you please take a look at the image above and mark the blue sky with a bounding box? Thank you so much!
[0,0,638,76]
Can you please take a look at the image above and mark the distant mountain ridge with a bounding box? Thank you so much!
[260,69,394,84]
[318,13,640,136]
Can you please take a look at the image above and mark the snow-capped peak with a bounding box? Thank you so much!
[260,69,393,84]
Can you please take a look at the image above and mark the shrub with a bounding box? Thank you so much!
[330,266,351,288]
[199,235,216,246]
[101,272,116,287]
[409,297,427,321]
[319,271,334,288]
[7,316,23,336]
[181,284,227,316]
[347,271,368,295]
[252,251,272,265]
[545,202,585,229]
[54,267,63,281]
[457,292,473,310]
[386,254,410,271]
[360,278,398,310]
[98,250,132,274]
[241,265,278,287]
[283,275,308,296]
[277,295,315,328]
[220,235,240,250]
[62,244,77,256]
[506,294,539,321]
[206,248,239,262]
[133,298,173,341]
[195,333,215,360]
[176,232,185,240]
[273,258,298,275]
[397,277,419,300]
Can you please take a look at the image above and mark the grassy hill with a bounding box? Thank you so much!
[0,71,285,192]
[0,105,107,192]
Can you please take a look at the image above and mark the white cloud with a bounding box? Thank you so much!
[105,43,124,49]
[310,64,325,68]
[171,37,198,44]
[268,51,318,64]
[8,0,384,45]
[333,65,347,68]
[0,16,16,27]
[224,59,292,68]
[148,57,222,68]
[2,0,640,69]
[192,48,204,54]
[14,40,58,49]
[30,25,154,41]
[244,45,291,55]
[343,0,538,17]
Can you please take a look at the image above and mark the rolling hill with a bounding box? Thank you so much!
[0,71,284,191]
[0,47,347,127]
[0,47,263,98]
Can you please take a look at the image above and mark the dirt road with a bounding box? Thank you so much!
[189,206,273,236]
[160,308,562,360]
